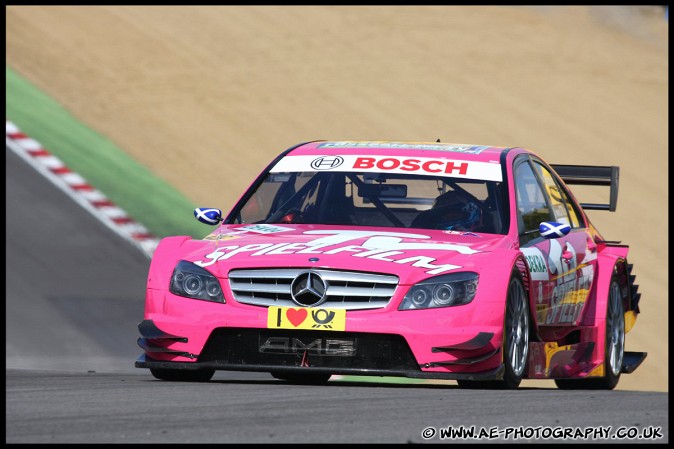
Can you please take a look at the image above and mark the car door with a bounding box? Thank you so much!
[514,156,595,328]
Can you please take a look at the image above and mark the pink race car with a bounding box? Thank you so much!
[135,141,646,389]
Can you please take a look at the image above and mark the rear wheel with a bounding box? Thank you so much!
[270,372,332,384]
[555,276,624,390]
[457,271,529,389]
[150,368,215,382]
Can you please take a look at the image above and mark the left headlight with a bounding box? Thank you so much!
[399,272,478,310]
[169,260,225,303]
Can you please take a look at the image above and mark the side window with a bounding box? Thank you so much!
[533,162,582,228]
[561,190,582,227]
[514,160,554,235]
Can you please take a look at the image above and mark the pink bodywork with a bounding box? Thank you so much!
[142,142,627,378]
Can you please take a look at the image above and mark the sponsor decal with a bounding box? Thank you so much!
[443,230,463,235]
[259,336,356,356]
[317,141,490,154]
[236,224,294,234]
[203,225,294,242]
[310,156,344,170]
[545,240,593,325]
[521,248,549,281]
[352,156,467,175]
[546,298,584,325]
[267,306,347,331]
[303,230,479,254]
[524,240,595,325]
[195,230,477,275]
[441,230,481,237]
[270,155,502,181]
[203,232,243,242]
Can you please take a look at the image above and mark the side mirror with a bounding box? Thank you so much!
[539,221,571,239]
[194,207,223,225]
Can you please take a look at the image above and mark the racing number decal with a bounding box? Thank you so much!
[268,306,346,331]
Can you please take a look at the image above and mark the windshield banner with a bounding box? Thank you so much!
[270,155,502,181]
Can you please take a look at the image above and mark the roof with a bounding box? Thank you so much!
[288,140,511,163]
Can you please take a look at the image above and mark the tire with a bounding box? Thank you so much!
[555,275,624,390]
[270,371,332,384]
[150,368,215,382]
[457,271,529,390]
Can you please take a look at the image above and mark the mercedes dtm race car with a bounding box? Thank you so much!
[136,140,646,389]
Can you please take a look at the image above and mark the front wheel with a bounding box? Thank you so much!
[150,368,215,382]
[555,276,624,390]
[458,271,529,389]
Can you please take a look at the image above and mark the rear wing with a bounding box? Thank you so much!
[550,164,619,212]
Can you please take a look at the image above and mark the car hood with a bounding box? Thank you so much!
[180,224,512,285]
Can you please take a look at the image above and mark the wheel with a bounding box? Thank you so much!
[150,368,215,382]
[270,371,332,384]
[457,271,529,389]
[555,275,624,390]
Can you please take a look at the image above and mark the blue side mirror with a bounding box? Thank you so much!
[194,208,223,225]
[539,221,571,239]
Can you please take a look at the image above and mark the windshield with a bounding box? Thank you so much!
[229,171,508,234]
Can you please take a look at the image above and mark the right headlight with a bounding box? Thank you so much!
[169,260,225,303]
[398,272,478,310]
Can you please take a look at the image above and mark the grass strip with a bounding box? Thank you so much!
[6,65,206,238]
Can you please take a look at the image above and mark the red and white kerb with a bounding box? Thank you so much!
[6,120,159,257]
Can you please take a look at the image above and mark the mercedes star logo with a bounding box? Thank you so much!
[290,271,328,307]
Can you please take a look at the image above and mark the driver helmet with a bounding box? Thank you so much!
[431,190,482,231]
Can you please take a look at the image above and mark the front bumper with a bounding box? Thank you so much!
[135,318,506,381]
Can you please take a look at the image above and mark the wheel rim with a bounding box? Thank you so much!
[507,279,529,377]
[607,282,625,377]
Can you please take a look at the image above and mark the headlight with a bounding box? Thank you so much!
[169,260,225,303]
[399,272,478,310]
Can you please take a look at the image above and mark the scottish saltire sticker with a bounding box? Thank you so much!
[539,222,571,239]
[194,208,222,225]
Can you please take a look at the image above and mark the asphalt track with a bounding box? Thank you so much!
[5,147,669,444]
